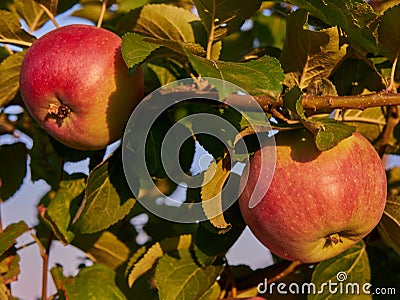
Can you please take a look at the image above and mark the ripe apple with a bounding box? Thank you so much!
[239,130,387,263]
[19,24,144,150]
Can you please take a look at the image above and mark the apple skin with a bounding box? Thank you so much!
[20,24,144,150]
[239,130,387,263]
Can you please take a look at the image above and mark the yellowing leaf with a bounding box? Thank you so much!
[0,51,26,107]
[201,159,231,233]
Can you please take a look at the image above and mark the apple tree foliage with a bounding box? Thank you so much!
[0,0,400,299]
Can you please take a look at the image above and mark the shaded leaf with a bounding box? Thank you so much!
[155,248,223,300]
[72,231,130,270]
[0,10,35,44]
[378,4,400,56]
[280,10,347,89]
[187,52,284,98]
[332,58,386,95]
[40,177,85,244]
[253,10,286,49]
[127,235,192,287]
[289,0,379,54]
[0,143,27,202]
[201,158,231,233]
[342,107,386,143]
[378,195,400,255]
[51,264,126,300]
[193,0,262,41]
[310,241,371,300]
[8,0,49,33]
[72,150,136,234]
[0,51,26,107]
[0,221,29,256]
[34,0,57,15]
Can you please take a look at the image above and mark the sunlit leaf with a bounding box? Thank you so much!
[0,51,26,107]
[310,241,371,299]
[155,248,223,300]
[127,235,192,287]
[187,52,284,98]
[51,264,126,300]
[40,177,86,244]
[0,222,29,256]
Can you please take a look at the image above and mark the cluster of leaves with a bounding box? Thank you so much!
[0,0,400,299]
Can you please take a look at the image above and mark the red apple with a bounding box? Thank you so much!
[239,130,387,263]
[19,24,143,150]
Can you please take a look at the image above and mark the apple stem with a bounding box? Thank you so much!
[47,103,71,124]
[326,233,343,245]
[97,0,108,28]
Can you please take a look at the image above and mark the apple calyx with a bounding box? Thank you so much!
[47,103,71,125]
[326,233,343,246]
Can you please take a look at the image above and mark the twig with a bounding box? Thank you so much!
[206,0,216,60]
[387,51,399,92]
[38,3,59,29]
[31,232,53,300]
[375,105,400,157]
[268,261,302,283]
[0,38,32,47]
[97,0,108,28]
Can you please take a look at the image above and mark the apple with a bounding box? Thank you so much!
[239,130,387,263]
[19,24,144,150]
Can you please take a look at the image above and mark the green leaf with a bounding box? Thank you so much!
[0,221,29,256]
[309,241,371,300]
[51,264,126,300]
[187,52,284,98]
[72,150,136,234]
[193,0,262,41]
[130,4,201,43]
[40,177,86,244]
[155,248,223,300]
[0,143,27,202]
[253,10,286,49]
[198,282,221,300]
[289,0,379,54]
[282,85,306,120]
[127,235,192,287]
[312,118,356,152]
[0,51,26,107]
[280,10,348,90]
[201,158,231,233]
[72,231,130,270]
[282,86,355,151]
[121,33,161,69]
[387,168,400,196]
[378,4,400,56]
[378,195,400,255]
